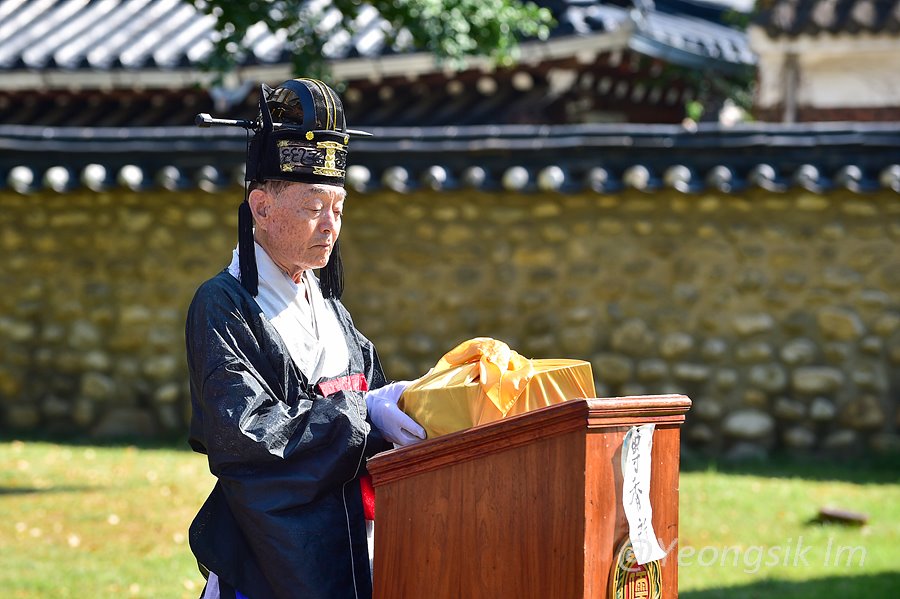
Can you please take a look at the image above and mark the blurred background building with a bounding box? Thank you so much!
[0,0,898,459]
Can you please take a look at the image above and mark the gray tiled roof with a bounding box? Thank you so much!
[755,0,900,37]
[0,0,754,77]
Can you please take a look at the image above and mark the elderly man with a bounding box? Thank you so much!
[185,79,425,599]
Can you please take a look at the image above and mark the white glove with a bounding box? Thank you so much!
[365,381,426,446]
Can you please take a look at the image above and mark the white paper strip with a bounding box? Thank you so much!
[621,423,667,565]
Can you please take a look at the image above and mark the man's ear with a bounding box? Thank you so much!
[247,188,270,229]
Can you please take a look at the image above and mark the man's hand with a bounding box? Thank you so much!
[365,381,426,446]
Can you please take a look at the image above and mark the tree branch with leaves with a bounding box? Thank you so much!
[190,0,555,80]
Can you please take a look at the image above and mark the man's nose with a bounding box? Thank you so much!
[319,210,337,232]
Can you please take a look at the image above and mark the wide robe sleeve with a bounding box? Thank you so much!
[185,272,387,599]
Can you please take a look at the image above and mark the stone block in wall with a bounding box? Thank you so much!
[558,327,596,356]
[143,356,179,381]
[817,307,865,341]
[890,343,900,365]
[672,283,699,305]
[851,364,889,392]
[783,426,816,450]
[72,398,95,426]
[733,313,775,337]
[724,442,769,461]
[822,429,859,451]
[4,404,40,429]
[822,267,862,292]
[384,357,417,382]
[91,407,158,440]
[857,289,892,312]
[701,338,729,362]
[154,383,181,404]
[673,363,711,383]
[773,397,806,421]
[186,209,216,229]
[0,365,23,397]
[156,404,183,432]
[792,367,844,395]
[636,359,668,382]
[620,383,648,396]
[523,334,555,357]
[80,372,115,401]
[713,369,738,391]
[68,320,102,349]
[783,311,816,336]
[692,397,723,421]
[779,337,818,366]
[735,341,774,363]
[870,433,900,455]
[723,409,775,440]
[41,395,71,419]
[0,316,35,342]
[610,319,656,357]
[840,395,886,431]
[81,350,111,371]
[873,312,900,336]
[809,397,837,422]
[743,389,768,408]
[659,333,694,359]
[403,333,436,357]
[748,364,789,394]
[823,342,854,364]
[860,336,883,355]
[686,422,714,444]
[591,353,633,386]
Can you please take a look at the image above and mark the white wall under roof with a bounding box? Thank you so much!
[750,28,900,111]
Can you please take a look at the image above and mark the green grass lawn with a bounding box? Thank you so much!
[677,459,900,597]
[1,440,898,598]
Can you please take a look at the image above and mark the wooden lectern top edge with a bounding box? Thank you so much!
[368,394,691,485]
[584,394,692,427]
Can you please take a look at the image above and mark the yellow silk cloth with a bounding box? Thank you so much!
[398,337,596,439]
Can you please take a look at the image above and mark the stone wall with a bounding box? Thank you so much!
[1,188,898,456]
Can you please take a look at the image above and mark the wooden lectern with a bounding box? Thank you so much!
[368,395,691,599]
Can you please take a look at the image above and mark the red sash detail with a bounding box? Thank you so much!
[359,473,376,521]
[316,373,376,520]
[317,373,369,396]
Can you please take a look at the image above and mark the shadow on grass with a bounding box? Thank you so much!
[681,453,900,486]
[0,484,97,495]
[681,571,900,599]
[1,432,192,452]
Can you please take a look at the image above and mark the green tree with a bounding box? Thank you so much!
[190,0,554,79]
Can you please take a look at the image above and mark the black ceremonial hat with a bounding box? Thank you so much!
[247,78,354,187]
[195,78,369,299]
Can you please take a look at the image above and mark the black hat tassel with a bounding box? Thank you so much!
[238,199,258,296]
[319,239,343,300]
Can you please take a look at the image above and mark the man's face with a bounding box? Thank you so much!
[249,182,346,280]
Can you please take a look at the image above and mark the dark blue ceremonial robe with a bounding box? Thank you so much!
[186,271,390,599]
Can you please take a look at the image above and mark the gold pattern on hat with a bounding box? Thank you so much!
[313,140,346,178]
[306,131,314,141]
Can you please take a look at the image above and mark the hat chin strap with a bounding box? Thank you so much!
[319,239,343,300]
[238,199,259,296]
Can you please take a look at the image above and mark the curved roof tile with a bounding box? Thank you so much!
[1,122,897,194]
[756,0,900,37]
[0,0,754,78]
